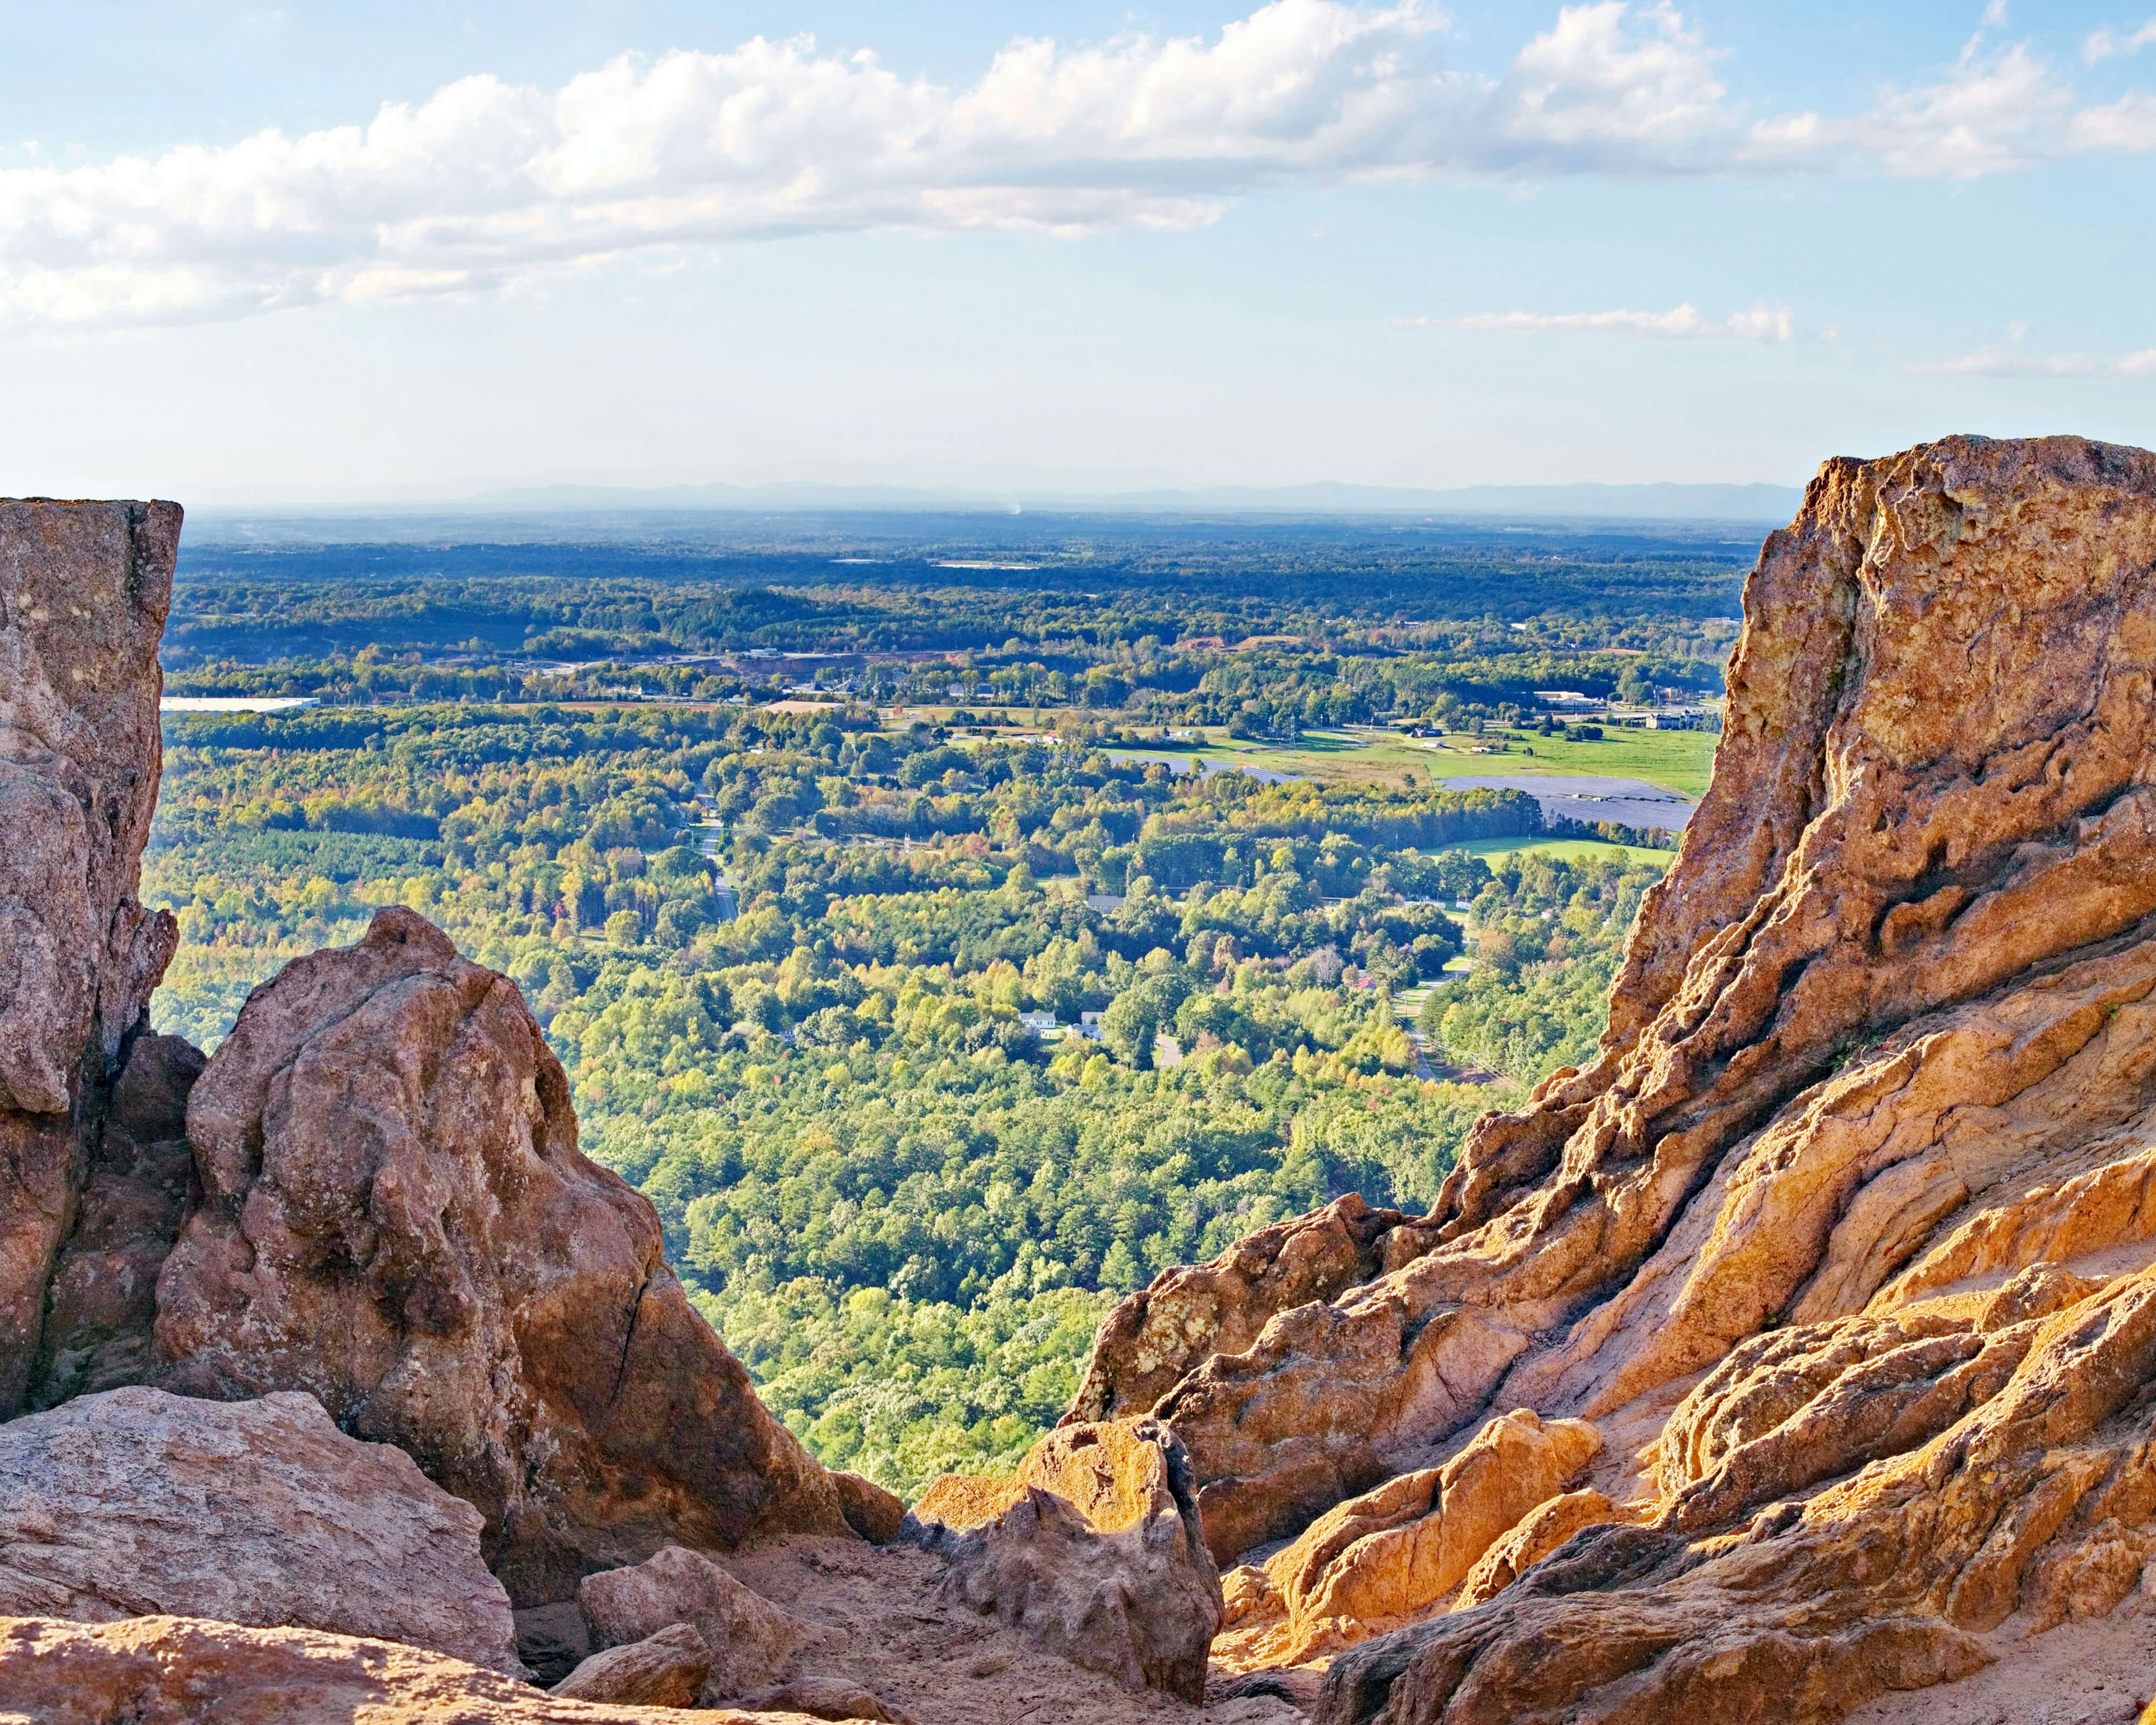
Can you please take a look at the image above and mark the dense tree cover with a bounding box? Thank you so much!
[1414,852,1664,1084]
[163,515,1744,725]
[143,693,1589,1489]
[142,546,1699,1491]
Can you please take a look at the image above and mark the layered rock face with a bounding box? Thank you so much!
[1069,436,2156,1719]
[0,500,180,1418]
[153,905,848,1603]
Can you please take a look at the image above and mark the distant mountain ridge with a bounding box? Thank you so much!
[197,478,1806,524]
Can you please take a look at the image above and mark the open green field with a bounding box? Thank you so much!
[1410,728,1719,798]
[1441,835,1677,865]
[1098,724,1719,800]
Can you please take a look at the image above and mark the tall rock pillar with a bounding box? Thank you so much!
[0,500,181,1416]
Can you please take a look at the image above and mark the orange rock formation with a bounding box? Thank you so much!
[1069,435,2156,1721]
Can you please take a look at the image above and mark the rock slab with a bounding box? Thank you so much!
[0,1614,825,1723]
[552,1622,710,1706]
[0,1385,519,1673]
[153,906,848,1603]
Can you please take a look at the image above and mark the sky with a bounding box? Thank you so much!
[3,0,2155,503]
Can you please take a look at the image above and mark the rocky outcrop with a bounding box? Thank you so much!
[578,1543,824,1704]
[933,1417,1222,1701]
[1068,1194,1430,1425]
[0,1614,826,1723]
[1062,436,2156,1721]
[0,1385,519,1672]
[832,1470,906,1544]
[0,500,180,1419]
[152,906,848,1603]
[1222,1410,1601,1663]
[552,1622,711,1706]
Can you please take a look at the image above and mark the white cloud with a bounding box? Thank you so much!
[3,1,2156,333]
[2069,89,2156,149]
[2085,18,2156,61]
[1487,1,1726,167]
[1904,345,2156,375]
[1747,41,2073,176]
[1400,300,1792,339]
[1,2,1752,331]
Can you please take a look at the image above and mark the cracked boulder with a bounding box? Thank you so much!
[153,906,847,1604]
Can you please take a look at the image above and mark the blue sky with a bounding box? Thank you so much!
[3,1,2154,502]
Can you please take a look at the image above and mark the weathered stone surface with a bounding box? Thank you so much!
[1449,1488,1632,1610]
[517,1602,595,1686]
[0,499,180,1418]
[579,1544,824,1704]
[153,906,848,1603]
[911,1472,1029,1532]
[729,1676,919,1723]
[935,1417,1222,1701]
[0,1385,518,1673]
[553,1623,710,1706]
[1061,437,2156,1720]
[1223,1411,1600,1662]
[0,1614,821,1723]
[833,1470,906,1545]
[1068,1194,1427,1425]
[31,1033,203,1407]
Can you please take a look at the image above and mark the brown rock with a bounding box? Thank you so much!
[553,1622,710,1706]
[1060,437,2156,1722]
[0,1613,823,1723]
[0,1385,518,1672]
[936,1417,1222,1701]
[1067,1193,1427,1425]
[833,1471,906,1545]
[730,1675,919,1722]
[1449,1489,1632,1610]
[579,1544,824,1703]
[32,1033,203,1407]
[0,499,181,1418]
[152,906,848,1602]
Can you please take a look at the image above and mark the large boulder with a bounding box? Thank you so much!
[1061,437,2156,1722]
[577,1543,825,1703]
[0,1385,518,1672]
[0,499,180,1418]
[552,1622,711,1706]
[0,1614,828,1723]
[153,906,848,1604]
[933,1417,1222,1702]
